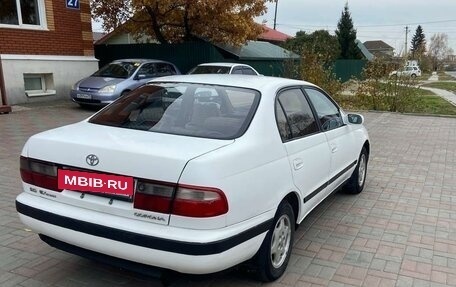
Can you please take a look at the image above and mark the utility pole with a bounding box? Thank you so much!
[273,0,278,30]
[404,26,409,58]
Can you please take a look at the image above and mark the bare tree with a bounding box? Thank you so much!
[428,33,454,71]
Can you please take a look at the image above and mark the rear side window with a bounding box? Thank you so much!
[276,88,318,141]
[89,83,260,140]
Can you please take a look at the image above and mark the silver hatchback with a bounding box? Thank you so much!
[70,59,180,106]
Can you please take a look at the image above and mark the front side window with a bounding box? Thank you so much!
[0,0,42,26]
[305,88,343,131]
[136,63,156,79]
[242,68,257,75]
[276,88,318,141]
[155,63,176,76]
[89,83,260,140]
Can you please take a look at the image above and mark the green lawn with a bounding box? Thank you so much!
[336,85,456,116]
[422,81,456,93]
[411,95,456,115]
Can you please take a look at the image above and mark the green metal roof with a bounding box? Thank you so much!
[216,41,299,60]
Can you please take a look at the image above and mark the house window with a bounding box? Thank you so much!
[0,0,45,27]
[24,75,44,91]
[24,74,56,97]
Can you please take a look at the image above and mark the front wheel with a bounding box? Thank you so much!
[255,200,295,282]
[343,147,368,194]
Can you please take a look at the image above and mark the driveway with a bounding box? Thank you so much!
[1,101,456,286]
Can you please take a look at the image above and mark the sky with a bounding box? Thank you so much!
[92,0,456,55]
[260,0,456,55]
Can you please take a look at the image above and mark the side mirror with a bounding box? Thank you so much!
[347,113,364,124]
[136,74,147,80]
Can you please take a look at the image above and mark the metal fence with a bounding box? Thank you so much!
[94,43,367,81]
[95,42,288,76]
[333,59,367,82]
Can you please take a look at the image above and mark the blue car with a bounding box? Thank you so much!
[70,59,180,106]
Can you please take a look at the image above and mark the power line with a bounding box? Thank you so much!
[357,19,456,27]
[276,19,456,29]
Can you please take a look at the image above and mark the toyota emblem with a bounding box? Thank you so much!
[86,154,99,166]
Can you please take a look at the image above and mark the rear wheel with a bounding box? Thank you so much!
[344,147,368,194]
[256,200,295,282]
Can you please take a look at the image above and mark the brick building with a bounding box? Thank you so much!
[0,0,98,105]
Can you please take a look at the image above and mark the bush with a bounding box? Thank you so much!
[354,59,420,112]
[298,50,343,97]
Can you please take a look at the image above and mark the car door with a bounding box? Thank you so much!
[275,88,331,206]
[304,87,358,191]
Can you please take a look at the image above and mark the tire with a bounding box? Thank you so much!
[78,103,91,109]
[344,147,368,194]
[411,74,417,79]
[256,200,295,282]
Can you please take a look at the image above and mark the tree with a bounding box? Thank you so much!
[410,25,426,60]
[91,0,270,45]
[428,33,454,70]
[335,3,362,59]
[284,30,340,65]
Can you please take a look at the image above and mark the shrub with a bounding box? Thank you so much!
[355,59,419,112]
[298,50,343,97]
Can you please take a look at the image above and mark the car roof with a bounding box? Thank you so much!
[112,59,170,64]
[148,74,317,92]
[196,62,249,68]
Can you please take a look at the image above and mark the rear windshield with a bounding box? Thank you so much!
[89,83,260,139]
[188,66,231,74]
[92,62,141,79]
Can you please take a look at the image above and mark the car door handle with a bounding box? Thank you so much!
[330,144,338,153]
[293,159,304,170]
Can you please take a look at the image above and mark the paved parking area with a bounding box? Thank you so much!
[1,101,456,287]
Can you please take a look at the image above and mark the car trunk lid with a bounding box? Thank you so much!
[23,121,233,225]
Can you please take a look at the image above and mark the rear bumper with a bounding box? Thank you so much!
[16,193,271,274]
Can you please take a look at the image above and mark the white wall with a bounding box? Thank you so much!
[1,54,98,105]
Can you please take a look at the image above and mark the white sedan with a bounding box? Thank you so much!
[188,62,260,75]
[16,75,369,281]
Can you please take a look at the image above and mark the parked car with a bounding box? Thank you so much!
[389,66,422,78]
[17,75,369,281]
[188,62,260,75]
[70,59,180,106]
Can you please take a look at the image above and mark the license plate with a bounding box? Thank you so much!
[76,94,92,99]
[58,169,134,198]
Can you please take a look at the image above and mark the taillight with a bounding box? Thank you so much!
[133,181,228,218]
[134,180,175,213]
[172,185,228,217]
[20,156,61,191]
